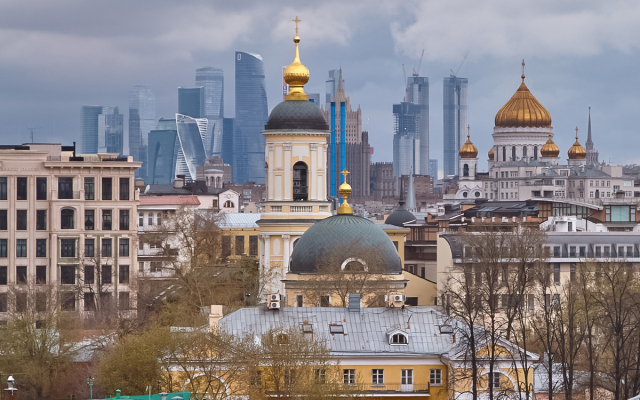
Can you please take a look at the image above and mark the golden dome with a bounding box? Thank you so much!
[459,126,478,158]
[488,146,494,160]
[337,170,353,214]
[568,127,586,160]
[494,61,552,129]
[541,134,560,157]
[283,17,309,101]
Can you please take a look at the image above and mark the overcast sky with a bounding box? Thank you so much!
[0,0,638,172]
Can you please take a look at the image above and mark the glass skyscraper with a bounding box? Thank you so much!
[147,128,178,185]
[82,105,123,155]
[429,159,438,181]
[406,77,429,176]
[129,85,156,180]
[81,105,103,154]
[443,76,468,177]
[325,69,343,105]
[392,76,429,178]
[196,67,224,158]
[175,113,207,181]
[234,51,268,184]
[178,87,204,119]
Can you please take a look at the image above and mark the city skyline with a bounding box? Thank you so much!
[0,1,638,171]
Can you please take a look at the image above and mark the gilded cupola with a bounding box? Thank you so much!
[568,127,587,160]
[283,16,309,101]
[459,126,478,158]
[540,134,560,158]
[495,61,552,129]
[488,146,495,161]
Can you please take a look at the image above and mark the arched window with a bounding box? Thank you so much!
[138,213,143,227]
[534,146,538,160]
[216,176,221,188]
[61,209,74,229]
[224,200,234,208]
[341,258,367,272]
[293,161,308,201]
[512,146,516,161]
[148,212,153,226]
[463,164,469,177]
[523,146,528,158]
[390,333,408,345]
[156,212,162,226]
[502,147,506,162]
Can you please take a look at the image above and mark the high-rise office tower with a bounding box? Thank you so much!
[81,105,103,154]
[325,69,343,105]
[196,67,224,158]
[392,76,429,178]
[234,51,268,184]
[148,126,178,185]
[221,118,234,166]
[175,113,207,181]
[429,159,438,181]
[585,107,599,165]
[82,106,123,155]
[129,85,156,181]
[178,87,204,119]
[443,75,468,177]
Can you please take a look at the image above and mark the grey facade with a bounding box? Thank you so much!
[129,85,156,181]
[406,77,429,175]
[443,76,468,177]
[147,129,178,185]
[97,106,124,156]
[178,87,204,119]
[222,118,234,166]
[196,67,224,158]
[234,52,268,184]
[392,102,421,177]
[81,105,103,154]
[429,159,438,180]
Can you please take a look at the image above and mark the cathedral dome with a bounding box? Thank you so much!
[385,201,416,227]
[495,62,552,129]
[289,214,402,274]
[488,146,495,160]
[568,128,586,160]
[459,132,478,158]
[541,135,560,157]
[264,100,329,131]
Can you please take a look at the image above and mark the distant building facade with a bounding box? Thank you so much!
[147,127,178,185]
[197,156,232,188]
[443,76,468,177]
[370,162,395,200]
[234,52,268,184]
[196,67,224,158]
[324,69,342,105]
[177,87,204,119]
[82,106,124,156]
[129,85,156,181]
[429,159,438,181]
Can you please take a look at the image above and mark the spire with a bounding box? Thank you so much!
[521,59,526,83]
[336,67,344,95]
[406,166,416,212]
[283,16,309,101]
[586,106,593,144]
[337,169,353,214]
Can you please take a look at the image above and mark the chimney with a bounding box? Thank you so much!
[209,305,224,333]
[173,178,184,188]
[348,293,361,312]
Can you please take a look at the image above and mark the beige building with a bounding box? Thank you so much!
[0,144,140,321]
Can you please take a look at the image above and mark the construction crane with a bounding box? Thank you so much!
[450,52,469,78]
[412,49,425,77]
[402,64,408,101]
[27,127,42,143]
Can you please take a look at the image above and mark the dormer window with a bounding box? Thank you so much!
[329,324,344,334]
[388,330,408,345]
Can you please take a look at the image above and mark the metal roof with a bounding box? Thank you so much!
[216,213,261,229]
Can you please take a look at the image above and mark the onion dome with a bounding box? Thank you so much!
[283,17,309,101]
[337,170,353,215]
[488,146,495,160]
[494,60,552,128]
[459,126,478,158]
[568,127,587,160]
[385,201,416,227]
[541,134,560,157]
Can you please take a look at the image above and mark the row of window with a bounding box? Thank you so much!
[221,235,259,257]
[551,245,638,258]
[0,291,131,313]
[250,368,442,387]
[0,177,131,201]
[0,264,129,286]
[0,237,130,259]
[0,209,131,231]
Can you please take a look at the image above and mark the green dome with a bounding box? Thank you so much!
[385,201,416,227]
[289,214,402,274]
[264,100,329,131]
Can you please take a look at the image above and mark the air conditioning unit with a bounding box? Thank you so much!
[386,293,405,307]
[394,294,406,302]
[268,294,281,310]
[270,294,280,302]
[269,301,281,310]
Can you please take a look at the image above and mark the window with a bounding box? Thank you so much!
[16,177,27,200]
[628,246,634,257]
[84,293,96,311]
[85,209,94,230]
[119,265,129,284]
[430,369,442,385]
[16,292,27,312]
[329,324,344,334]
[60,292,75,311]
[596,246,602,257]
[314,369,326,384]
[569,246,576,257]
[553,246,560,257]
[101,238,112,257]
[372,369,384,385]
[553,264,560,285]
[102,265,112,284]
[58,177,73,199]
[102,177,112,200]
[0,210,6,230]
[320,295,330,307]
[36,177,47,200]
[16,239,27,257]
[119,210,130,230]
[16,210,27,230]
[0,177,6,200]
[249,235,258,256]
[0,293,6,312]
[604,246,610,257]
[16,266,27,284]
[0,239,6,257]
[284,370,295,388]
[224,200,234,208]
[150,262,162,272]
[60,239,75,257]
[401,369,413,385]
[36,239,46,257]
[489,372,501,389]
[36,292,47,312]
[84,177,95,200]
[156,212,162,226]
[235,236,244,255]
[390,333,408,345]
[119,238,129,257]
[61,209,75,229]
[119,292,129,310]
[85,238,95,258]
[84,266,94,284]
[119,178,130,200]
[343,369,356,385]
[0,267,5,285]
[36,210,46,230]
[249,370,262,387]
[221,236,231,258]
[36,265,46,284]
[102,209,112,230]
[60,265,75,284]
[293,161,308,200]
[138,213,143,227]
[580,246,586,257]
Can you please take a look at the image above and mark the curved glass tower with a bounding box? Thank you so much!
[234,51,268,184]
[175,113,207,181]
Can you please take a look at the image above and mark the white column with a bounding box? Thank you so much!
[260,234,271,295]
[267,143,274,201]
[309,143,317,200]
[282,235,290,273]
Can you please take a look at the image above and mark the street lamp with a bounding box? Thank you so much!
[87,377,94,400]
[4,375,17,398]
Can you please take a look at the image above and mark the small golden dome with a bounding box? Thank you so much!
[488,146,495,161]
[459,126,478,159]
[337,170,353,214]
[495,60,552,129]
[283,17,309,101]
[568,127,586,160]
[541,134,560,157]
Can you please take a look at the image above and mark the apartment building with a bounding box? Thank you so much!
[0,144,140,321]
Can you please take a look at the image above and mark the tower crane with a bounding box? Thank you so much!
[450,52,469,78]
[412,49,425,77]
